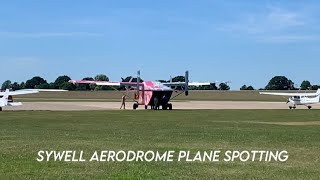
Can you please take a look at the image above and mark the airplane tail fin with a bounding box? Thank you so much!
[0,89,10,107]
[3,89,9,100]
[185,71,189,96]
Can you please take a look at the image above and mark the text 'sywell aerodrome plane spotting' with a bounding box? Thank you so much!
[70,71,215,110]
[0,89,67,111]
[260,89,320,109]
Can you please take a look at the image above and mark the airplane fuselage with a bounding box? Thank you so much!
[289,96,320,105]
[136,81,174,106]
[0,95,13,102]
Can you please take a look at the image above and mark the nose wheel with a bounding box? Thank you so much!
[307,106,312,110]
[133,103,138,110]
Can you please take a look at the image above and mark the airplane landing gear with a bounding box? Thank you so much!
[0,107,2,111]
[161,103,172,110]
[289,106,296,110]
[133,103,138,110]
[307,106,312,110]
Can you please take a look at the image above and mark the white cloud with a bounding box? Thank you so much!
[0,31,104,38]
[267,7,305,28]
[259,35,320,43]
[219,7,305,33]
[216,6,317,43]
[0,56,41,65]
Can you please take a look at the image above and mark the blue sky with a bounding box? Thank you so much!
[1,0,320,89]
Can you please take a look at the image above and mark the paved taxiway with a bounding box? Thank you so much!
[3,101,320,111]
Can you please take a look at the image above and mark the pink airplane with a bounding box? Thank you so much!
[69,71,212,110]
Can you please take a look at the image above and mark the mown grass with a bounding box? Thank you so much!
[0,110,320,179]
[13,90,310,102]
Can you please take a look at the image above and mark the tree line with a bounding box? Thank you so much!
[2,75,318,91]
[1,75,230,91]
[240,76,319,91]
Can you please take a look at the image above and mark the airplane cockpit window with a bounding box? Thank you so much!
[293,96,300,99]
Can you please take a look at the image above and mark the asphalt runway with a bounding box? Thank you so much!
[3,101,320,111]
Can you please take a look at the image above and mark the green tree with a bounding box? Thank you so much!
[20,82,26,89]
[54,75,72,89]
[35,83,51,89]
[60,82,76,91]
[311,85,319,90]
[265,76,294,90]
[11,82,21,90]
[240,85,254,90]
[75,77,94,91]
[49,82,56,89]
[95,74,109,81]
[300,80,311,90]
[240,85,247,90]
[1,80,12,90]
[247,86,254,90]
[218,83,230,90]
[94,74,111,91]
[172,76,185,82]
[25,76,47,89]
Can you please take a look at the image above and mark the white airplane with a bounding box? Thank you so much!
[260,89,320,109]
[0,89,67,111]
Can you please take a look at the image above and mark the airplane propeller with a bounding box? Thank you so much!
[286,99,290,104]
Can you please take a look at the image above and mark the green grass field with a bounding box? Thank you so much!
[14,90,311,102]
[1,110,320,179]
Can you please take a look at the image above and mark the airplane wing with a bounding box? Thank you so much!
[0,90,39,96]
[0,89,68,96]
[189,82,212,86]
[259,92,318,96]
[29,89,68,92]
[163,82,212,87]
[162,82,186,86]
[69,80,143,86]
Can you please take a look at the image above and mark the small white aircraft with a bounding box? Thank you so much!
[0,89,67,111]
[260,89,320,109]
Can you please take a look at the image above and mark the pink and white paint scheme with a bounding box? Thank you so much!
[70,71,212,110]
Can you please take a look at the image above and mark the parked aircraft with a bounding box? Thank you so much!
[0,89,67,111]
[260,89,320,109]
[69,71,215,110]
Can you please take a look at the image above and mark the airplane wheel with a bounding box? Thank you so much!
[162,105,167,110]
[145,105,148,109]
[293,106,296,109]
[0,107,2,111]
[133,103,138,110]
[289,106,292,110]
[308,106,312,110]
[168,104,172,110]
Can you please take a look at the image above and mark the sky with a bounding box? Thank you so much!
[1,0,320,89]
